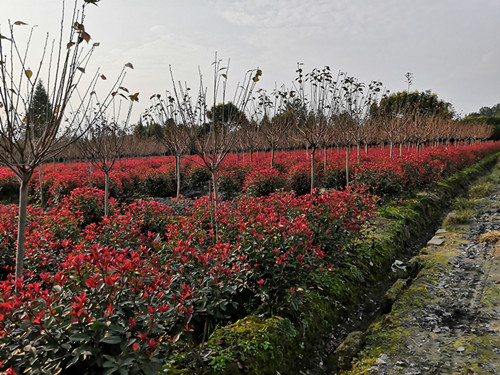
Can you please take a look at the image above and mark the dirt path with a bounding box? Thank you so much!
[345,167,500,374]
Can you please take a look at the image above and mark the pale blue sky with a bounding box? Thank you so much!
[1,0,499,120]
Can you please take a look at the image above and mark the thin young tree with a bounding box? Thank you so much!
[145,94,190,198]
[0,0,131,281]
[165,56,261,203]
[77,88,137,216]
[256,88,292,168]
[289,66,347,193]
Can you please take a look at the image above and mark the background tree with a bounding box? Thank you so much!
[164,57,261,205]
[289,65,340,193]
[0,1,131,282]
[28,81,51,205]
[374,90,455,119]
[145,94,191,197]
[78,89,137,217]
[256,88,293,168]
[466,103,500,140]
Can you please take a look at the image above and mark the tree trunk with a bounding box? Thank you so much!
[389,141,394,158]
[38,165,44,207]
[310,147,316,194]
[356,142,361,162]
[345,146,350,186]
[323,146,328,171]
[250,149,253,162]
[211,169,220,204]
[175,154,182,198]
[15,179,29,282]
[270,148,275,168]
[104,171,110,217]
[85,158,93,188]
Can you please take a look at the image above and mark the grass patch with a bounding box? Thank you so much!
[479,230,500,244]
[470,181,493,199]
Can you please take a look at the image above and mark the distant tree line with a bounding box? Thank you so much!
[466,103,500,140]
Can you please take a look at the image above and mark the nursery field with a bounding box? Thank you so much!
[1,142,500,374]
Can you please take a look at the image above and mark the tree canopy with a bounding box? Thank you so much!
[28,81,52,125]
[372,90,455,119]
[207,102,248,128]
[466,103,500,140]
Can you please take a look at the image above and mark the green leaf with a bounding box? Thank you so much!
[90,321,107,331]
[66,355,80,368]
[103,361,116,368]
[121,357,135,366]
[103,354,116,363]
[100,335,122,344]
[69,333,90,342]
[109,324,125,333]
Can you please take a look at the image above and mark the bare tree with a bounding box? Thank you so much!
[145,94,191,197]
[0,0,132,281]
[78,90,137,216]
[255,88,292,168]
[285,66,348,193]
[164,56,261,203]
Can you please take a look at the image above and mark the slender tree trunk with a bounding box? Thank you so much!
[207,179,215,242]
[175,154,182,198]
[270,148,275,168]
[356,142,361,162]
[399,143,403,157]
[310,147,316,194]
[104,171,110,217]
[85,158,93,187]
[250,149,253,162]
[323,146,328,171]
[211,169,220,238]
[345,146,350,186]
[389,141,393,158]
[15,179,29,282]
[211,169,220,204]
[364,143,368,155]
[38,165,44,207]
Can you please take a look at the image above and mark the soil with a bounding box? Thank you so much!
[342,170,500,374]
